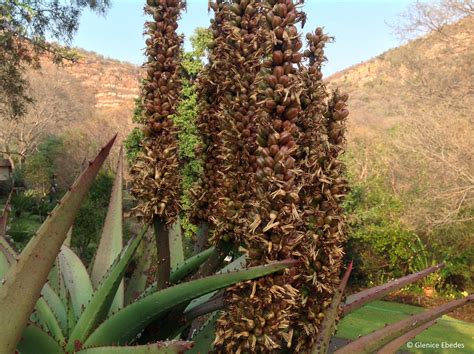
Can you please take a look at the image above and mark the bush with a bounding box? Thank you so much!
[344,182,426,285]
[71,171,114,264]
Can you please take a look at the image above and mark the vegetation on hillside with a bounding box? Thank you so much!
[330,3,474,292]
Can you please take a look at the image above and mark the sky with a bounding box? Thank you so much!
[72,0,412,76]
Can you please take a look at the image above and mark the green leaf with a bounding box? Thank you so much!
[34,296,66,345]
[85,259,297,347]
[169,220,184,270]
[0,237,14,278]
[41,284,68,338]
[16,323,65,354]
[141,246,217,299]
[170,246,216,284]
[312,262,352,354]
[0,135,115,354]
[0,235,16,265]
[64,227,73,248]
[1,237,66,344]
[184,255,245,314]
[66,226,148,351]
[124,232,156,305]
[76,341,193,353]
[335,294,473,354]
[186,313,219,353]
[343,263,445,315]
[59,245,93,321]
[91,148,124,313]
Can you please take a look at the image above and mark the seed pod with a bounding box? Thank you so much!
[284,107,299,120]
[269,144,280,156]
[273,66,285,79]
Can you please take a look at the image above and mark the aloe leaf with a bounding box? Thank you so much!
[154,255,246,341]
[141,246,217,299]
[0,239,13,278]
[59,245,94,320]
[343,263,445,315]
[85,259,298,347]
[312,262,352,354]
[335,294,473,354]
[185,255,246,314]
[76,341,193,353]
[0,235,16,265]
[66,226,148,351]
[0,135,115,354]
[186,312,219,353]
[41,283,68,337]
[169,219,184,269]
[376,320,437,354]
[124,232,156,305]
[16,323,65,354]
[171,246,216,284]
[34,296,66,345]
[91,148,124,313]
[64,227,73,248]
[1,237,67,343]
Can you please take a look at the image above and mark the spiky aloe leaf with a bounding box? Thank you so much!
[16,323,65,354]
[66,226,148,352]
[41,283,68,337]
[343,263,445,315]
[59,245,94,320]
[91,148,124,313]
[184,255,246,314]
[0,135,115,354]
[335,294,473,354]
[376,320,437,354]
[76,341,193,353]
[64,227,73,248]
[169,220,184,269]
[312,262,353,354]
[141,246,217,299]
[0,237,14,277]
[0,235,16,265]
[170,246,216,284]
[84,259,298,347]
[186,312,219,354]
[0,237,67,343]
[124,232,156,305]
[158,256,246,341]
[34,296,66,345]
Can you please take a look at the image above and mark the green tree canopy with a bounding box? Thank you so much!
[0,0,110,118]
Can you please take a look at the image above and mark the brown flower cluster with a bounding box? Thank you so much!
[213,1,349,352]
[191,0,267,243]
[130,0,186,223]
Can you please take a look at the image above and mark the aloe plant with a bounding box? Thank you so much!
[0,136,298,353]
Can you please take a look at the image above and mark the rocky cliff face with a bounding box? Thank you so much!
[65,50,141,111]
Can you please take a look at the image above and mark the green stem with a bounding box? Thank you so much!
[153,216,170,290]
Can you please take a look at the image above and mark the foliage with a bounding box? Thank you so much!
[123,128,144,164]
[72,171,114,264]
[22,136,63,194]
[0,0,110,118]
[344,179,424,283]
[0,136,297,352]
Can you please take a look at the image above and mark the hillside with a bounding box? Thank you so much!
[327,15,473,289]
[34,49,141,142]
[327,15,473,132]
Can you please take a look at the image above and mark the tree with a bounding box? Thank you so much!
[393,0,474,41]
[0,0,110,118]
[0,64,96,170]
